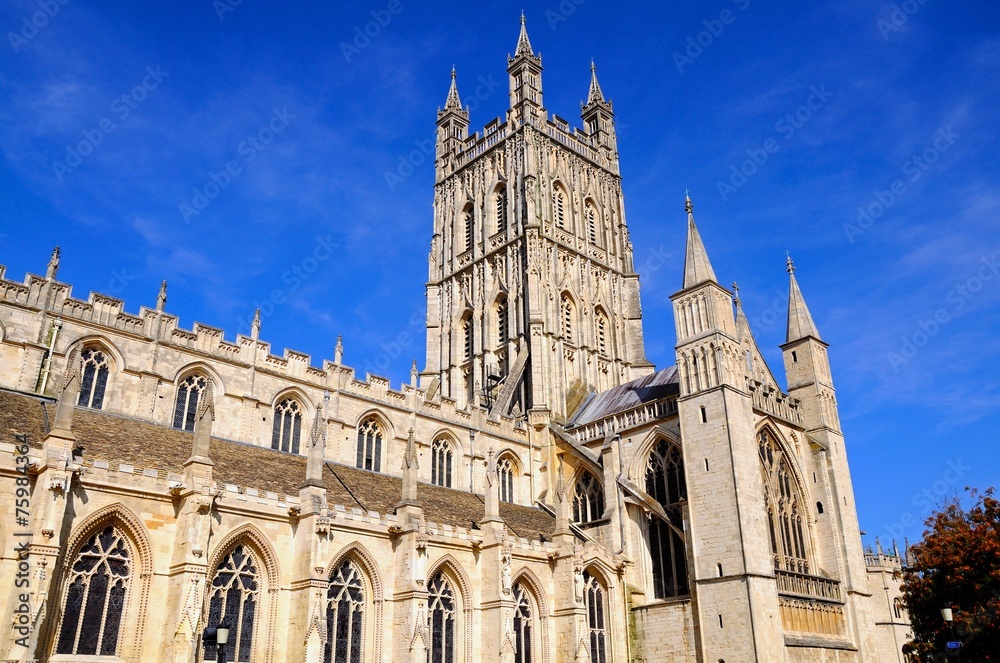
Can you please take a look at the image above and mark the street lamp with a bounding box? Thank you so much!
[202,618,233,663]
[940,605,962,662]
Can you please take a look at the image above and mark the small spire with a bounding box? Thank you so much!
[443,67,462,111]
[515,12,534,56]
[786,251,795,274]
[410,360,419,387]
[586,59,605,105]
[732,281,741,304]
[785,256,823,343]
[188,380,215,464]
[251,308,261,341]
[156,280,167,312]
[681,193,718,289]
[305,403,326,487]
[46,246,61,280]
[334,335,344,364]
[50,347,81,440]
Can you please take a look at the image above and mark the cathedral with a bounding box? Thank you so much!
[0,17,911,663]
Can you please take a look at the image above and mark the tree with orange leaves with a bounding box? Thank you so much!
[899,487,1000,661]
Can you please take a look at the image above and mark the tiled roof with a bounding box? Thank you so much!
[0,389,554,539]
[567,366,679,428]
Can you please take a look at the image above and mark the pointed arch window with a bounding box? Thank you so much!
[512,582,533,663]
[173,373,208,431]
[271,399,302,454]
[432,437,454,488]
[595,310,609,356]
[760,430,810,574]
[583,571,608,663]
[55,524,132,656]
[78,347,110,409]
[428,572,457,663]
[554,187,566,229]
[463,208,474,252]
[324,558,365,663]
[645,439,689,599]
[204,544,259,662]
[560,293,574,343]
[463,315,474,362]
[573,471,605,524]
[497,298,509,347]
[586,203,598,245]
[498,455,515,503]
[495,188,508,234]
[356,417,383,472]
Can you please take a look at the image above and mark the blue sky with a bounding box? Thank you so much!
[1,0,998,549]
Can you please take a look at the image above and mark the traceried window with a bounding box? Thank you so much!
[498,455,515,503]
[595,310,609,356]
[173,373,208,431]
[324,559,365,663]
[573,471,605,524]
[55,524,131,657]
[78,347,110,409]
[428,572,457,663]
[204,544,259,662]
[760,429,810,574]
[583,571,607,663]
[463,316,474,361]
[356,417,383,472]
[586,203,598,245]
[560,293,574,343]
[512,582,533,663]
[554,187,566,229]
[646,439,689,599]
[497,298,509,347]
[271,399,302,454]
[463,208,474,252]
[495,189,508,234]
[432,437,454,488]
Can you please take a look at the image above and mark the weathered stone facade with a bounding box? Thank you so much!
[0,17,910,663]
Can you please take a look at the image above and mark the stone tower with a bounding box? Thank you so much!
[422,16,652,419]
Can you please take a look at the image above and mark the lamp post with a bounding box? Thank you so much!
[940,606,962,662]
[202,618,233,663]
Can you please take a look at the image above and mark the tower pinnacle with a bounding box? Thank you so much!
[785,256,823,343]
[587,60,605,105]
[443,67,462,111]
[681,195,718,289]
[515,12,534,56]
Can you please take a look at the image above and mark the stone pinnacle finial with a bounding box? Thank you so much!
[334,335,344,364]
[305,402,326,487]
[586,59,605,105]
[786,251,795,274]
[251,308,261,341]
[685,190,693,215]
[732,281,741,303]
[189,380,215,463]
[156,280,168,312]
[50,347,81,439]
[515,12,534,57]
[46,246,61,280]
[681,193,718,289]
[443,67,462,111]
[785,257,822,343]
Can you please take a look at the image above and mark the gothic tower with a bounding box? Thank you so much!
[422,16,652,419]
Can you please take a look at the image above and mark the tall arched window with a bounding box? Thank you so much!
[78,347,110,409]
[173,373,208,431]
[586,203,598,245]
[271,399,302,454]
[583,571,607,663]
[595,310,609,356]
[573,471,605,524]
[498,455,515,503]
[496,298,509,348]
[646,439,689,599]
[428,572,457,663]
[495,189,508,234]
[512,582,533,663]
[324,559,365,663]
[204,544,259,662]
[356,417,383,472]
[463,316,474,361]
[553,187,566,229]
[760,430,810,574]
[560,293,574,343]
[432,437,453,488]
[463,207,474,252]
[55,524,132,656]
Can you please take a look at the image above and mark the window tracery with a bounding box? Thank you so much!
[173,373,208,431]
[573,471,605,524]
[324,559,365,663]
[432,437,454,488]
[498,455,515,503]
[512,582,533,663]
[645,439,689,599]
[78,347,110,409]
[356,417,384,472]
[428,572,457,663]
[759,429,810,574]
[204,544,259,662]
[271,399,302,454]
[583,571,607,663]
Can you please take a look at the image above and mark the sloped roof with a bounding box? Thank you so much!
[0,389,554,540]
[567,366,679,428]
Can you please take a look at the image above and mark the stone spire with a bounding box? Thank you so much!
[733,281,751,341]
[681,193,718,289]
[250,308,261,341]
[156,280,167,312]
[785,255,822,343]
[305,404,326,487]
[587,60,605,105]
[443,67,462,111]
[482,448,502,524]
[187,380,215,465]
[514,12,534,57]
[46,246,60,280]
[334,335,343,364]
[50,347,80,440]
